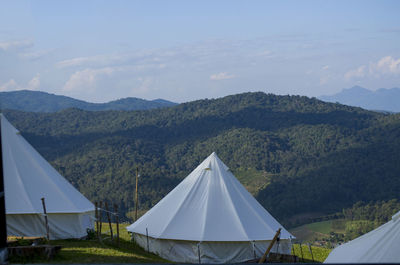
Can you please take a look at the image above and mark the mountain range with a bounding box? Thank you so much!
[0,90,177,112]
[319,86,400,113]
[4,92,400,227]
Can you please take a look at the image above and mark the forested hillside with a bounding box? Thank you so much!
[3,92,400,225]
[0,90,176,112]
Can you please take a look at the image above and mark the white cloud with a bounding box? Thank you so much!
[344,65,366,80]
[56,52,152,68]
[369,56,400,75]
[0,79,19,91]
[0,39,33,51]
[19,50,51,60]
[256,50,273,57]
[63,67,115,92]
[55,39,273,72]
[319,75,329,85]
[135,77,154,94]
[0,74,40,91]
[210,72,235,80]
[345,56,400,81]
[28,74,40,90]
[57,56,99,68]
[305,70,313,75]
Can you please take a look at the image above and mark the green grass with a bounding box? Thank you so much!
[305,220,333,234]
[9,223,167,264]
[10,221,333,263]
[290,219,347,242]
[97,222,131,241]
[345,220,374,230]
[292,244,331,263]
[290,222,331,243]
[234,167,272,195]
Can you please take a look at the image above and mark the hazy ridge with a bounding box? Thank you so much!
[319,86,400,113]
[0,90,177,112]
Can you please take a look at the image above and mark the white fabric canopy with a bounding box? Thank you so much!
[127,152,293,263]
[1,114,94,239]
[324,211,400,263]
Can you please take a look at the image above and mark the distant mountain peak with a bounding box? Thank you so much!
[347,85,370,92]
[351,85,366,89]
[152,98,175,104]
[319,86,400,113]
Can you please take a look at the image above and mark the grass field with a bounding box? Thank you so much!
[290,219,346,242]
[9,223,167,264]
[10,221,333,263]
[292,244,331,263]
[234,167,273,195]
[305,220,333,234]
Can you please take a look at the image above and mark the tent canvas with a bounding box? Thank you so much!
[127,152,293,263]
[1,114,94,239]
[324,211,400,263]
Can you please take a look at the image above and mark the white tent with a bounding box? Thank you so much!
[127,152,293,263]
[324,211,400,263]
[1,114,94,239]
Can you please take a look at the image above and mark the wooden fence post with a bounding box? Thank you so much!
[299,242,304,262]
[308,243,315,262]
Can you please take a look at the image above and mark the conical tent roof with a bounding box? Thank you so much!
[127,152,292,241]
[1,114,94,214]
[324,211,400,263]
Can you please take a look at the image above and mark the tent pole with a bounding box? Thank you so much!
[114,204,119,246]
[105,202,113,241]
[258,228,281,263]
[0,117,8,264]
[252,241,256,259]
[197,242,201,264]
[146,227,149,252]
[41,197,50,241]
[95,202,99,240]
[135,167,139,221]
[99,201,103,242]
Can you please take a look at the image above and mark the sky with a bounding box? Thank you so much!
[0,0,399,103]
